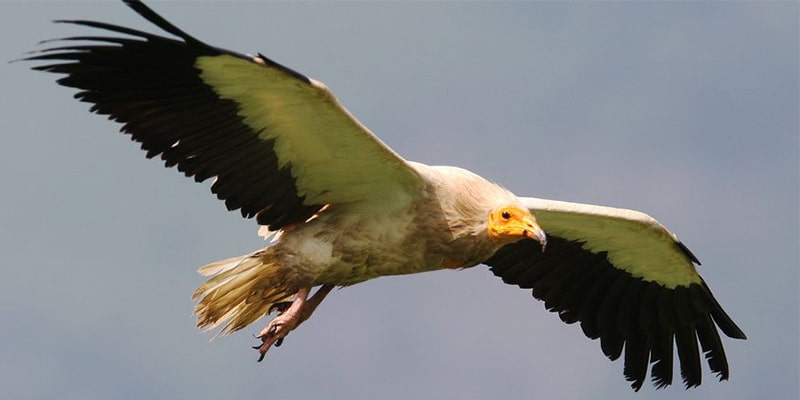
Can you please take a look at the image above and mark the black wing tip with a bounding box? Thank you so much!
[22,2,220,73]
[712,311,747,340]
[624,363,648,391]
[652,376,672,390]
[628,378,645,392]
[121,0,202,44]
[47,2,208,50]
[25,0,293,80]
[484,239,746,391]
[698,278,747,340]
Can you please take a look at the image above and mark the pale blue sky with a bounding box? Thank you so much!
[2,1,797,399]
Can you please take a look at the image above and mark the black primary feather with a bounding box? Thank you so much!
[25,0,323,231]
[485,237,745,391]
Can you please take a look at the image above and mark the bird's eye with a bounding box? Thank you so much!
[501,210,511,220]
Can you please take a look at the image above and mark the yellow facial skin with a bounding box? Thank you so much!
[488,206,547,250]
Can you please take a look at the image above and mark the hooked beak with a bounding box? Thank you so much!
[488,207,548,251]
[524,222,547,252]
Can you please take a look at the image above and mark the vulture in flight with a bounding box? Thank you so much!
[24,0,745,391]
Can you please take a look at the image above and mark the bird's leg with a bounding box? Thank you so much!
[267,284,334,325]
[255,287,310,360]
[297,284,334,326]
[254,285,335,360]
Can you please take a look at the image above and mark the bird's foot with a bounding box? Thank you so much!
[253,287,310,361]
[254,311,298,360]
[252,285,335,361]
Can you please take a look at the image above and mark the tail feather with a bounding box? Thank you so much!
[193,250,294,335]
[197,255,246,277]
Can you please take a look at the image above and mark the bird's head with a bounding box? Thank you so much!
[422,165,547,252]
[488,206,547,250]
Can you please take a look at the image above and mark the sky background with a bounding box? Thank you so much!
[1,1,797,399]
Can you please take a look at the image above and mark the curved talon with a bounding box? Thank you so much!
[252,287,313,362]
[254,336,273,362]
[254,322,285,361]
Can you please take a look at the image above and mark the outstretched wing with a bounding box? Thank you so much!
[24,0,423,231]
[484,197,746,391]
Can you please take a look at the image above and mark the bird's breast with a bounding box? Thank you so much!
[277,204,457,286]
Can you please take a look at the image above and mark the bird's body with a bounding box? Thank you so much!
[194,163,523,334]
[24,0,746,391]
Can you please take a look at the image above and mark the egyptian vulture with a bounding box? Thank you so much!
[25,0,745,391]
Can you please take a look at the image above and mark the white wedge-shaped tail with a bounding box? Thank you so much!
[193,249,294,335]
